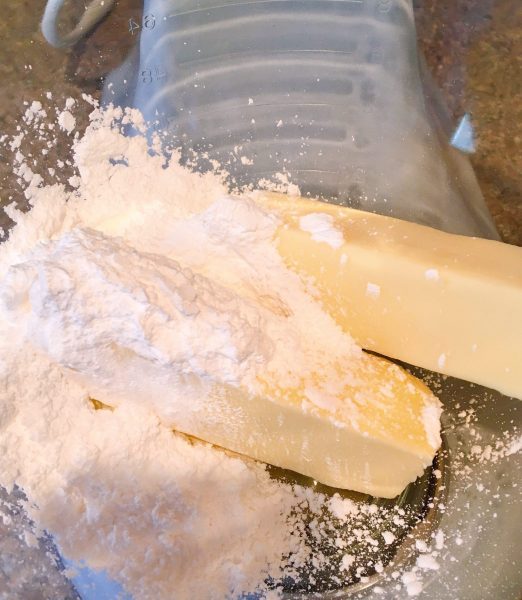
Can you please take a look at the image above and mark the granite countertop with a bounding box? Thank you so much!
[1,0,520,244]
[414,0,522,245]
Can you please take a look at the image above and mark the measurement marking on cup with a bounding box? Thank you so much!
[144,14,156,30]
[129,14,156,35]
[141,66,167,84]
[128,17,139,35]
[166,0,366,20]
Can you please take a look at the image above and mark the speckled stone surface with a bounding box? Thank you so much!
[1,0,520,244]
[414,0,522,245]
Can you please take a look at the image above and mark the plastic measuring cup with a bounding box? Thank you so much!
[83,0,497,239]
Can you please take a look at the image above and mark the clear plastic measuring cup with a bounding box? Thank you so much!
[92,0,498,238]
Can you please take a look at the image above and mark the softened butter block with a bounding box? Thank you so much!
[4,226,441,499]
[192,355,441,498]
[87,316,441,499]
[255,193,522,400]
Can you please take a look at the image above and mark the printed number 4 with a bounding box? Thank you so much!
[129,14,156,35]
[128,18,140,35]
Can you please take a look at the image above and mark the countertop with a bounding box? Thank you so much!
[1,0,520,244]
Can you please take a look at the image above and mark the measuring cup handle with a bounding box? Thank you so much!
[41,0,115,48]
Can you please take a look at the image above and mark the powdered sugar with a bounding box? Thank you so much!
[505,435,522,456]
[0,102,431,599]
[424,268,439,281]
[0,348,299,599]
[416,553,440,571]
[57,110,76,134]
[402,569,423,596]
[366,282,381,299]
[299,212,344,248]
[382,531,395,545]
[422,403,443,450]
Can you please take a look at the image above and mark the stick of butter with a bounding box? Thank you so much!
[83,297,441,499]
[189,355,441,499]
[89,351,441,498]
[2,225,442,499]
[255,192,522,400]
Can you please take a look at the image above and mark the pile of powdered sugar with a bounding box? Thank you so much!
[1,102,365,407]
[0,346,299,598]
[0,100,399,599]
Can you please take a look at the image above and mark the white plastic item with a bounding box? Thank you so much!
[101,0,498,238]
[41,0,115,48]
